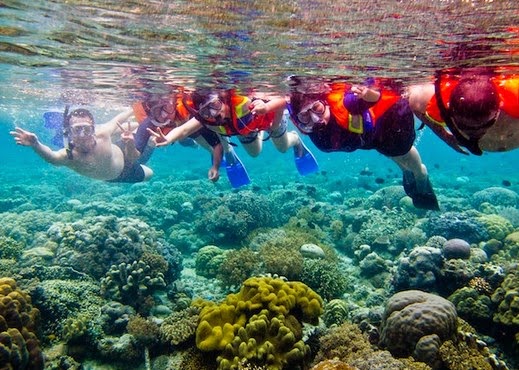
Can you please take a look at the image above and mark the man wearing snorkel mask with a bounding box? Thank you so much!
[408,70,519,155]
[132,93,224,182]
[287,79,439,211]
[148,88,318,176]
[10,108,153,183]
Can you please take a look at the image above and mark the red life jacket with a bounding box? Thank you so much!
[425,75,519,126]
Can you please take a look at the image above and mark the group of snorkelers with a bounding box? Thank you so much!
[10,66,519,211]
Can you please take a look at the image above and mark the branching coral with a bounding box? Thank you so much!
[100,260,166,314]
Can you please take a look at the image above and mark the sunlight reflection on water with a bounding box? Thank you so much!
[0,0,518,109]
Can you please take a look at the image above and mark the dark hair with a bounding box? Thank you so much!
[69,108,95,124]
[289,91,325,114]
[449,76,499,120]
[190,88,230,109]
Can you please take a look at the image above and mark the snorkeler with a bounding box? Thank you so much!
[287,78,439,211]
[132,92,225,183]
[148,88,319,177]
[408,69,519,155]
[10,108,153,183]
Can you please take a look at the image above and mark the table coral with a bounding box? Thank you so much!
[0,277,44,369]
[195,276,323,369]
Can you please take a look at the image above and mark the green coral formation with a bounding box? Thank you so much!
[0,277,44,369]
[476,214,514,241]
[195,276,323,369]
[491,269,519,327]
[439,329,509,370]
[0,235,25,260]
[322,299,350,327]
[216,248,261,288]
[100,260,166,314]
[301,258,349,301]
[312,322,430,369]
[449,287,493,322]
[195,245,228,279]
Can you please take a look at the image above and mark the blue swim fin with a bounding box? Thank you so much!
[43,111,65,148]
[224,150,251,188]
[295,140,319,176]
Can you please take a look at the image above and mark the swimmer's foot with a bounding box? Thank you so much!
[402,170,440,211]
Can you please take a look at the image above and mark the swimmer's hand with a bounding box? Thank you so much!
[10,127,38,146]
[147,127,171,147]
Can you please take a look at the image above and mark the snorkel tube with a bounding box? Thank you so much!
[61,105,74,159]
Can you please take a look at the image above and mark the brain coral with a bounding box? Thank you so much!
[195,276,323,369]
[0,277,44,369]
[379,290,458,365]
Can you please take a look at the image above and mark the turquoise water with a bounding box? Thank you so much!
[1,1,519,369]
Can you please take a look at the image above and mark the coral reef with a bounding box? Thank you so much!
[312,321,429,369]
[471,187,519,209]
[195,276,323,369]
[100,260,166,314]
[476,214,514,241]
[491,269,519,327]
[442,238,471,260]
[0,277,44,369]
[392,245,443,291]
[449,287,493,323]
[160,306,200,346]
[47,215,166,280]
[301,258,349,301]
[216,248,262,288]
[422,211,489,243]
[195,245,228,279]
[379,290,458,367]
[30,278,104,342]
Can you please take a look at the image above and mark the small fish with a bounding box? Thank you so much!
[375,177,385,184]
[252,185,261,191]
[434,163,440,169]
[360,167,373,176]
[502,180,511,187]
[308,222,316,229]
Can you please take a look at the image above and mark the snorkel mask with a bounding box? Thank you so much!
[287,99,326,134]
[182,92,229,126]
[63,107,96,158]
[149,100,175,127]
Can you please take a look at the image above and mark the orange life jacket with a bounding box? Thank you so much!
[326,82,401,133]
[425,75,519,126]
[207,92,275,136]
[132,93,193,135]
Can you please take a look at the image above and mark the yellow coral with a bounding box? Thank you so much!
[196,276,323,369]
[477,214,514,241]
[0,277,43,369]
